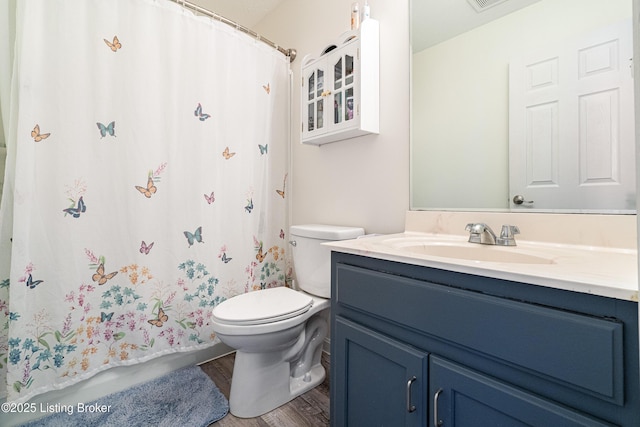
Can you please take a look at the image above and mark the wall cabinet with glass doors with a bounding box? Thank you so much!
[301,19,379,145]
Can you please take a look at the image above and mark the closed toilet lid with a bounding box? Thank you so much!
[213,287,313,326]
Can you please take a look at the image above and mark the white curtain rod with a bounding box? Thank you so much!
[169,0,297,62]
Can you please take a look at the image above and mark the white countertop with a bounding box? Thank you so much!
[325,231,639,302]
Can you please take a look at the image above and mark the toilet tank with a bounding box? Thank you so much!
[290,224,364,298]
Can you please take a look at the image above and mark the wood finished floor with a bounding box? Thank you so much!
[200,352,330,427]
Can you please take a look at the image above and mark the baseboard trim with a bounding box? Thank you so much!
[323,337,331,355]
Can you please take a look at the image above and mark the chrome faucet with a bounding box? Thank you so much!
[465,223,520,246]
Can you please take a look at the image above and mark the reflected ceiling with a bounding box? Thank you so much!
[412,0,541,52]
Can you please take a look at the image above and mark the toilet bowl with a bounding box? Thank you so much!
[211,224,364,418]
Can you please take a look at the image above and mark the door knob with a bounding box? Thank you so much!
[512,195,534,205]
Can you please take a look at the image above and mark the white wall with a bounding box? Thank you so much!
[256,0,410,234]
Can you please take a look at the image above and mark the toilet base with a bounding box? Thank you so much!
[228,350,326,418]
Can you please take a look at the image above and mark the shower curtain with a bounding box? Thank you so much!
[0,0,290,402]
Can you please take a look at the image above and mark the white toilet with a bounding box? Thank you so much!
[211,224,364,418]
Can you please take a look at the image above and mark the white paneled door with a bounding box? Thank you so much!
[509,21,635,212]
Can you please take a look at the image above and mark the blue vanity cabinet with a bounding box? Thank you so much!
[330,252,640,427]
[430,357,615,426]
[333,317,428,426]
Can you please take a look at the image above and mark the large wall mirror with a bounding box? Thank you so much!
[411,0,635,213]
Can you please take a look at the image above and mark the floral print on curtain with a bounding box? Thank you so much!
[0,0,290,402]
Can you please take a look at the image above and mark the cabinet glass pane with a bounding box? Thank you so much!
[334,58,343,90]
[308,103,314,131]
[317,99,324,129]
[334,92,342,124]
[317,69,324,97]
[308,72,314,101]
[345,88,354,121]
[345,54,354,85]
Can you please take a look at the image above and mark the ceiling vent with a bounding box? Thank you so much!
[466,0,509,12]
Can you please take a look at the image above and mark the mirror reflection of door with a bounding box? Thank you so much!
[509,20,635,212]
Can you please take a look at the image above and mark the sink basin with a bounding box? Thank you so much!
[387,240,555,264]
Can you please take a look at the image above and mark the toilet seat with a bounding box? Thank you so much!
[213,287,313,326]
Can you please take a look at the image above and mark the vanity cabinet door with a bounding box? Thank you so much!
[332,317,428,427]
[430,356,616,427]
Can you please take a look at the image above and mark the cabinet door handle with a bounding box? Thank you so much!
[433,388,444,426]
[406,376,417,413]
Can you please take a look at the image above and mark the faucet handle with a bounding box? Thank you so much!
[465,223,481,243]
[500,225,520,237]
[497,225,520,246]
[465,223,496,244]
[465,223,483,233]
